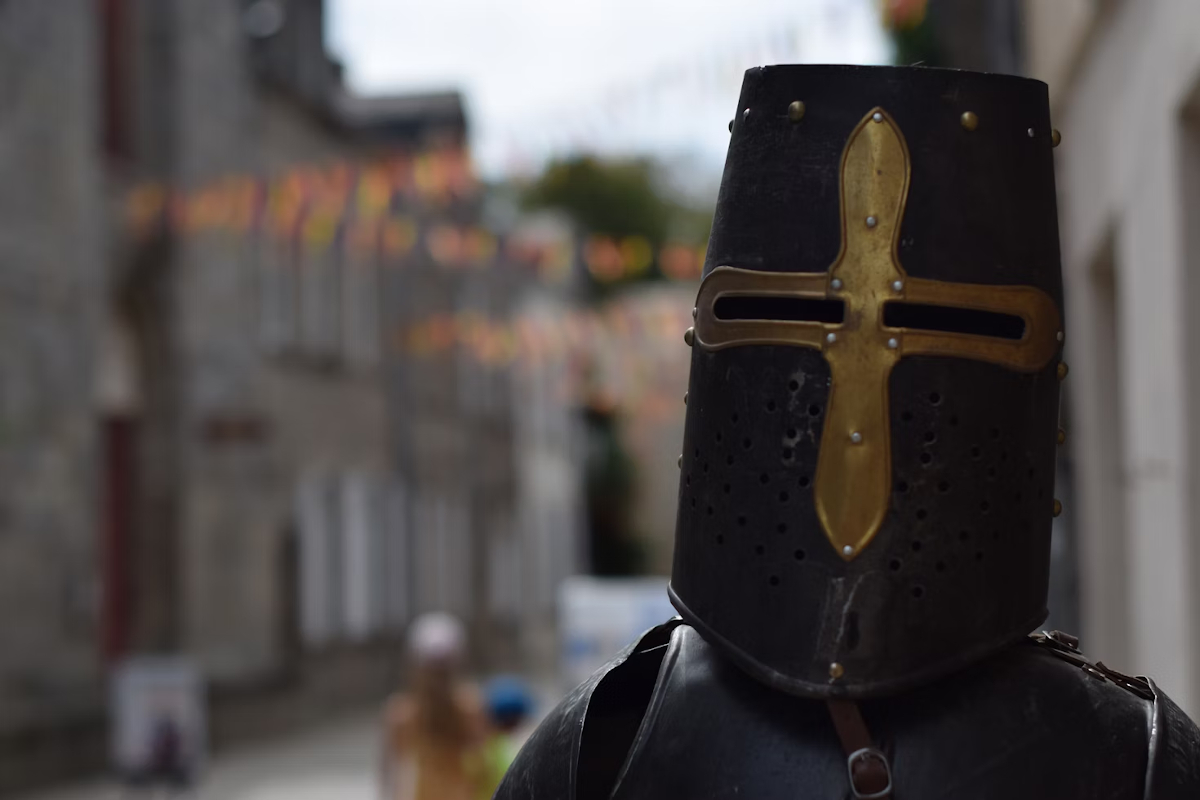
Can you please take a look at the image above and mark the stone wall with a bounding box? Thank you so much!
[0,0,104,729]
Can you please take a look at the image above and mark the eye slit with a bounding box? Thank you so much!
[883,302,1025,340]
[714,296,846,323]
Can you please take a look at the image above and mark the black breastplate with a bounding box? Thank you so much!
[496,622,1200,800]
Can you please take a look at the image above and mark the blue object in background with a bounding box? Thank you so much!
[484,675,535,727]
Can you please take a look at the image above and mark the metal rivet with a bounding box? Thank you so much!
[887,337,899,349]
[1056,330,1064,342]
[692,306,698,320]
[743,108,751,120]
[850,431,863,444]
[1057,361,1069,380]
[788,100,806,122]
[1051,129,1062,148]
[830,278,843,290]
[892,280,904,292]
[872,112,883,123]
[728,119,734,132]
[684,327,695,347]
[866,216,878,228]
[678,455,683,469]
[830,661,846,679]
[961,111,979,131]
[826,332,837,344]
[1027,128,1035,138]
[683,392,688,406]
[1057,428,1066,446]
[1053,499,1063,517]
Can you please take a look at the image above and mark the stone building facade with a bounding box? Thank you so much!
[0,0,585,791]
[0,2,106,782]
[1024,0,1200,716]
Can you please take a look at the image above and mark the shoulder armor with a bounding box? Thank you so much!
[1030,631,1200,799]
[493,618,681,800]
[608,628,1195,800]
[1145,679,1200,798]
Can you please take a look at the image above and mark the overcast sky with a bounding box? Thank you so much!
[327,0,890,185]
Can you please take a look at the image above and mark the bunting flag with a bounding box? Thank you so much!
[124,149,706,285]
[126,147,477,242]
[393,291,695,421]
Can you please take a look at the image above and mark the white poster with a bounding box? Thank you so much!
[110,658,206,783]
[558,576,677,690]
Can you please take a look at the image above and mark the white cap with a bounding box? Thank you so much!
[408,612,466,664]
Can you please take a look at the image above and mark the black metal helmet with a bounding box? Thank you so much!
[671,65,1065,699]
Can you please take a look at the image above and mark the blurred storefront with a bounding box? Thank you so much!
[1024,0,1200,716]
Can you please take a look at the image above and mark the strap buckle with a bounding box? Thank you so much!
[847,747,893,799]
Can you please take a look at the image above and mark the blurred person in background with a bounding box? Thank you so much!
[478,675,536,799]
[382,613,487,800]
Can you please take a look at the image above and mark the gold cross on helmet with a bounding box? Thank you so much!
[691,107,1061,560]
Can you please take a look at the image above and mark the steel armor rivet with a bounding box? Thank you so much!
[1056,330,1064,342]
[788,100,806,122]
[830,661,846,679]
[1053,499,1063,517]
[866,216,878,228]
[683,392,688,406]
[892,279,904,292]
[872,112,883,123]
[1057,361,1069,380]
[692,306,698,319]
[1051,129,1062,147]
[1028,128,1035,138]
[1057,428,1066,446]
[961,111,979,131]
[826,332,837,344]
[887,337,899,349]
[831,278,843,290]
[728,119,734,132]
[678,455,682,469]
[684,327,695,347]
[743,108,751,120]
[850,431,863,444]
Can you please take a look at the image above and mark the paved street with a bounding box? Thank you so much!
[19,713,383,800]
[19,677,560,800]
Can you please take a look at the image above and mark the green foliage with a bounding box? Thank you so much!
[522,156,712,299]
[523,157,677,244]
[583,407,647,576]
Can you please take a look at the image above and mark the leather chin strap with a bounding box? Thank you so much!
[826,699,893,799]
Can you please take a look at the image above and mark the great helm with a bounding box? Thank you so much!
[671,65,1064,699]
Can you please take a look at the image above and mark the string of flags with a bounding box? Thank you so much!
[394,295,693,367]
[394,291,695,420]
[125,148,707,285]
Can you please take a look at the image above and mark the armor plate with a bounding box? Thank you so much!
[496,623,1200,800]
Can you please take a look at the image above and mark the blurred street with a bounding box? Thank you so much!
[19,713,380,800]
[18,691,553,800]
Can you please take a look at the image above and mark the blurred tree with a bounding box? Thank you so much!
[522,156,711,298]
[524,157,675,244]
[583,404,646,576]
[883,0,1022,74]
